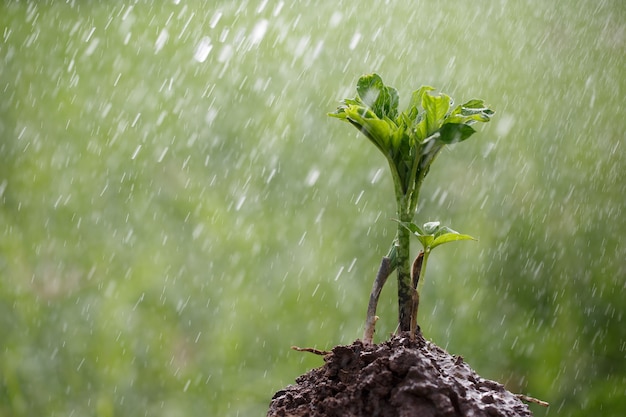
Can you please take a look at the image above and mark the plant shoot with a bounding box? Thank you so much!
[329,73,494,342]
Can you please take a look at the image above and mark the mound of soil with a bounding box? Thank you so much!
[268,332,532,417]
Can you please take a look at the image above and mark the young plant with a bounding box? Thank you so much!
[329,74,494,342]
[397,220,477,337]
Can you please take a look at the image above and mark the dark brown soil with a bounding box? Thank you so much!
[267,332,532,417]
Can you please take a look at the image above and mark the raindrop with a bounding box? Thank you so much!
[305,168,320,187]
[482,142,496,158]
[156,111,168,126]
[349,32,361,50]
[157,147,169,163]
[249,19,269,46]
[235,195,246,211]
[495,114,515,137]
[437,190,448,206]
[217,44,233,63]
[293,36,310,60]
[209,11,222,29]
[84,38,100,57]
[131,113,141,127]
[371,168,383,184]
[131,145,142,160]
[266,168,277,184]
[219,28,229,43]
[334,266,345,281]
[178,12,195,39]
[205,108,218,125]
[347,258,357,272]
[193,36,212,63]
[154,28,169,53]
[329,11,342,28]
[192,224,204,240]
[354,190,364,205]
[256,0,268,14]
[272,1,284,17]
[312,283,320,297]
[315,208,325,224]
[85,27,96,42]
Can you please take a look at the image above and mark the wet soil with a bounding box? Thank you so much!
[267,332,532,417]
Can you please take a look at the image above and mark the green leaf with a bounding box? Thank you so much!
[396,220,423,235]
[356,73,399,120]
[384,86,400,120]
[445,99,494,124]
[389,122,407,151]
[423,221,440,234]
[430,232,476,249]
[421,90,451,137]
[416,235,435,249]
[397,220,476,251]
[356,74,384,111]
[340,105,396,151]
[438,123,477,144]
[412,86,433,139]
[329,75,495,212]
[459,99,495,115]
[433,225,457,237]
[396,220,431,248]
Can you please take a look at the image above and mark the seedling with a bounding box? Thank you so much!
[329,74,494,343]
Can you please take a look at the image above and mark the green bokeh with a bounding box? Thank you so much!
[1,1,624,416]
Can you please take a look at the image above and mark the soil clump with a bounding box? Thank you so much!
[268,332,532,417]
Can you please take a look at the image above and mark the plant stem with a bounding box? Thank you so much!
[409,251,424,339]
[396,199,413,332]
[415,248,431,322]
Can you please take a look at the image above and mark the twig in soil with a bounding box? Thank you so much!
[515,394,549,407]
[291,346,331,356]
[363,256,393,345]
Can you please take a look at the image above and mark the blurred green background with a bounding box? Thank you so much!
[1,1,624,416]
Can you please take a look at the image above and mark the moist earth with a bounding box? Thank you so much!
[267,332,532,417]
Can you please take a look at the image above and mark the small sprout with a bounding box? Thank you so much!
[329,73,494,342]
[398,220,477,252]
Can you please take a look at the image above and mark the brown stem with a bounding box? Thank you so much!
[396,214,413,332]
[515,394,550,407]
[291,346,331,356]
[363,256,393,344]
[409,251,424,340]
